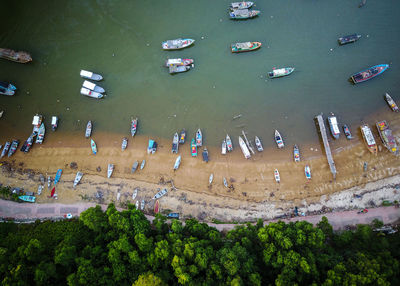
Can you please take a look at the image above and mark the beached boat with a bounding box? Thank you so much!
[255,136,263,152]
[141,200,145,210]
[154,200,160,214]
[350,64,389,84]
[85,121,92,138]
[238,136,251,159]
[0,48,32,63]
[376,120,397,154]
[0,81,16,96]
[73,172,83,188]
[131,161,139,173]
[338,34,361,45]
[1,141,10,158]
[196,129,202,146]
[172,132,179,153]
[54,169,62,185]
[19,195,36,203]
[132,188,138,200]
[209,174,214,185]
[167,212,180,219]
[274,130,284,148]
[226,134,233,152]
[20,135,34,153]
[222,139,227,155]
[49,187,56,198]
[305,165,311,180]
[37,185,43,195]
[230,1,254,9]
[107,164,114,178]
[327,113,340,139]
[268,67,295,79]
[231,42,262,53]
[169,64,192,74]
[32,114,43,134]
[140,160,146,170]
[121,137,128,151]
[48,176,51,189]
[293,145,300,162]
[165,58,194,67]
[35,123,45,144]
[51,116,58,131]
[274,169,280,183]
[343,125,353,139]
[8,140,19,157]
[80,70,103,81]
[229,9,260,19]
[202,148,209,162]
[384,93,399,112]
[191,138,197,157]
[162,38,195,50]
[223,177,228,188]
[153,188,168,200]
[360,124,377,154]
[91,139,97,154]
[179,129,186,144]
[135,200,139,209]
[174,155,181,171]
[82,80,105,93]
[147,139,157,154]
[80,87,104,99]
[131,118,138,136]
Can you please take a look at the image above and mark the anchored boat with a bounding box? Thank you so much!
[384,93,399,112]
[20,135,34,153]
[51,116,58,131]
[80,70,103,81]
[376,120,397,154]
[293,145,300,162]
[226,134,233,152]
[343,125,353,139]
[238,136,251,159]
[0,81,16,96]
[196,129,202,146]
[172,132,179,153]
[268,67,294,79]
[165,58,194,67]
[191,138,197,157]
[229,9,260,19]
[82,80,105,93]
[162,38,195,50]
[0,48,32,63]
[255,136,263,152]
[80,87,104,99]
[85,121,92,138]
[360,124,377,154]
[169,64,192,74]
[230,1,254,9]
[131,118,138,136]
[231,42,261,53]
[35,123,45,144]
[350,64,389,84]
[274,130,284,148]
[179,129,186,144]
[327,113,340,139]
[338,34,361,45]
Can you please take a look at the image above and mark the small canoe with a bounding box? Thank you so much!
[35,123,45,144]
[360,124,377,154]
[140,160,146,170]
[19,195,36,203]
[121,137,128,151]
[202,148,209,162]
[338,34,361,45]
[91,139,97,155]
[82,80,105,93]
[20,135,33,153]
[0,82,16,96]
[162,38,195,50]
[132,188,138,200]
[80,87,104,99]
[384,93,399,112]
[231,42,262,53]
[73,172,83,188]
[209,174,214,185]
[274,169,280,183]
[85,121,92,138]
[343,125,353,139]
[8,140,19,157]
[169,65,192,74]
[165,58,194,67]
[376,120,397,154]
[293,145,300,162]
[327,113,340,139]
[350,64,389,84]
[179,129,186,144]
[223,177,228,188]
[50,187,56,198]
[238,136,251,159]
[174,155,181,171]
[37,185,43,195]
[141,199,145,210]
[135,200,139,209]
[1,141,10,158]
[226,134,233,152]
[54,169,62,185]
[51,116,58,131]
[154,200,160,214]
[0,48,32,63]
[222,139,227,155]
[305,165,311,180]
[147,139,157,154]
[229,9,260,19]
[172,132,179,153]
[274,130,284,148]
[268,67,295,78]
[80,70,103,81]
[153,188,168,200]
[131,161,139,173]
[191,138,197,157]
[131,118,138,136]
[255,136,263,152]
[230,1,254,9]
[107,164,114,178]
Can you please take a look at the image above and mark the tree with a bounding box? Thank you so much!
[133,272,166,286]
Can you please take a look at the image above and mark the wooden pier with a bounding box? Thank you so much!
[315,114,337,179]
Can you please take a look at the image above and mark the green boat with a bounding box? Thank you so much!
[191,138,197,157]
[19,195,36,203]
[231,42,262,53]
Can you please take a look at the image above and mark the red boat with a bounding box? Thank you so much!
[350,64,389,84]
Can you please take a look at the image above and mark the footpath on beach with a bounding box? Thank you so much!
[0,199,399,231]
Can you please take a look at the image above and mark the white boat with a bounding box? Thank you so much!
[172,132,179,153]
[226,134,233,152]
[80,70,103,81]
[132,188,138,200]
[223,177,228,188]
[274,130,284,148]
[328,113,340,139]
[131,161,139,173]
[82,80,105,93]
[222,139,227,155]
[73,172,83,188]
[37,185,43,195]
[162,38,195,50]
[255,136,263,152]
[238,136,251,159]
[117,192,121,201]
[121,137,128,151]
[135,200,139,209]
[35,123,45,144]
[140,160,146,170]
[51,116,58,131]
[80,87,104,99]
[230,1,254,9]
[174,155,181,171]
[47,176,51,188]
[32,114,43,134]
[107,164,114,178]
[209,173,214,185]
[360,124,378,154]
[85,121,92,138]
[141,199,145,210]
[165,58,194,67]
[153,188,168,199]
[305,165,311,180]
[274,169,280,183]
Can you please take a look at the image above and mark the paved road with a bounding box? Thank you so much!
[0,199,398,230]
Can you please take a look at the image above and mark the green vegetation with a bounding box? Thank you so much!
[0,205,399,285]
[0,186,19,202]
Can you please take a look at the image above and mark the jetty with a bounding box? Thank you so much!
[315,114,337,179]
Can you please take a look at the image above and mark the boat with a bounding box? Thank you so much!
[49,187,56,198]
[179,129,186,144]
[80,70,103,81]
[131,161,139,173]
[223,177,228,188]
[202,148,209,162]
[32,114,43,134]
[80,87,104,99]
[229,9,260,19]
[48,176,51,189]
[293,145,300,162]
[8,140,19,157]
[338,34,361,45]
[154,200,160,214]
[255,136,263,152]
[376,120,397,154]
[350,64,389,84]
[0,81,16,96]
[121,137,128,151]
[147,139,157,154]
[268,67,295,79]
[73,172,83,188]
[51,116,58,131]
[153,188,168,199]
[82,80,105,93]
[165,58,194,67]
[131,118,138,136]
[191,138,197,157]
[54,169,62,185]
[222,139,227,155]
[343,125,353,139]
[209,174,214,185]
[135,200,139,209]
[231,42,262,53]
[226,134,233,152]
[140,160,146,170]
[384,93,399,112]
[167,212,180,219]
[360,124,378,154]
[274,130,284,148]
[305,165,311,180]
[141,200,145,210]
[107,164,114,178]
[37,185,43,195]
[230,1,254,9]
[35,123,45,144]
[196,129,202,147]
[174,155,181,171]
[238,136,251,159]
[274,169,280,183]
[0,48,32,63]
[1,141,10,158]
[327,113,340,139]
[162,38,195,50]
[132,188,138,200]
[85,121,92,138]
[18,195,36,203]
[20,135,34,153]
[169,65,192,74]
[172,132,179,153]
[91,139,97,154]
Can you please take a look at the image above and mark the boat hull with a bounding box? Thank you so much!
[338,34,361,45]
[0,48,32,63]
[360,124,377,154]
[351,64,389,84]
[231,42,261,53]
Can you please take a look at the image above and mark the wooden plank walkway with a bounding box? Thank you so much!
[315,114,337,179]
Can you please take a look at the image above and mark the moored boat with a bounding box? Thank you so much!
[0,81,16,96]
[196,129,202,146]
[222,139,227,155]
[384,93,399,112]
[35,123,45,144]
[293,145,300,162]
[147,139,157,154]
[231,42,261,53]
[19,195,36,203]
[360,124,377,154]
[73,172,83,188]
[80,70,103,81]
[174,155,181,171]
[172,132,179,153]
[343,125,353,139]
[8,140,19,157]
[162,38,195,50]
[0,48,32,63]
[1,141,10,158]
[169,65,192,74]
[229,9,260,19]
[255,136,263,152]
[274,169,280,183]
[305,165,311,180]
[107,164,114,178]
[80,87,104,99]
[191,138,197,157]
[51,116,58,131]
[131,118,138,136]
[85,121,92,138]
[131,161,139,173]
[327,113,340,139]
[202,148,209,162]
[376,120,397,154]
[54,169,62,185]
[268,67,294,79]
[91,139,97,154]
[121,137,128,151]
[179,129,186,144]
[338,34,361,45]
[153,188,168,199]
[350,64,389,84]
[238,136,251,159]
[230,1,254,9]
[165,58,194,67]
[20,135,34,153]
[32,114,43,134]
[82,80,105,93]
[226,134,233,152]
[274,130,284,148]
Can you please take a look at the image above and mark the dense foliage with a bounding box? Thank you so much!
[0,204,399,285]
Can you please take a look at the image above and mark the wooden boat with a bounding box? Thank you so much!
[238,136,251,158]
[73,172,83,188]
[384,93,399,112]
[268,67,295,79]
[305,165,311,180]
[131,161,139,173]
[165,58,194,67]
[196,129,202,146]
[376,120,398,154]
[293,145,300,162]
[131,118,138,136]
[91,139,97,154]
[226,134,233,152]
[209,174,214,185]
[35,123,45,144]
[147,139,157,154]
[132,188,138,200]
[274,130,284,148]
[179,129,186,144]
[20,135,34,153]
[0,81,16,96]
[19,195,36,203]
[80,87,104,99]
[54,169,62,185]
[37,185,43,195]
[51,116,58,131]
[338,34,361,45]
[162,38,195,50]
[223,177,228,188]
[154,200,160,214]
[141,199,145,210]
[202,148,209,162]
[230,1,254,9]
[153,188,168,199]
[360,124,377,154]
[32,114,43,134]
[1,141,10,158]
[80,70,103,81]
[174,155,181,171]
[350,64,389,84]
[121,137,128,151]
[327,113,340,139]
[343,125,353,139]
[274,169,280,183]
[85,121,92,138]
[107,164,114,178]
[231,42,261,53]
[169,65,192,74]
[255,136,263,152]
[135,200,139,209]
[140,160,146,170]
[191,138,197,157]
[222,139,227,155]
[172,132,179,153]
[8,140,19,157]
[0,48,32,63]
[82,80,105,93]
[229,9,260,19]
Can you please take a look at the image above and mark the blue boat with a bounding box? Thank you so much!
[350,64,389,84]
[0,81,16,96]
[147,139,157,154]
[19,195,36,203]
[54,169,62,185]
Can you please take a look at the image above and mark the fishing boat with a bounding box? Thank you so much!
[174,155,181,171]
[140,160,146,170]
[167,213,180,219]
[85,121,92,138]
[35,123,45,144]
[255,136,263,152]
[230,1,254,9]
[131,161,139,173]
[226,134,233,152]
[222,139,227,155]
[223,177,228,188]
[18,195,36,203]
[165,58,194,67]
[268,67,295,79]
[274,169,280,183]
[231,42,262,53]
[32,114,43,134]
[147,140,157,154]
[80,70,103,81]
[0,81,16,96]
[51,116,58,131]
[274,130,284,148]
[327,113,340,139]
[0,141,9,158]
[172,132,179,153]
[191,138,197,157]
[162,38,195,50]
[135,200,139,209]
[153,188,168,200]
[131,118,138,136]
[350,64,389,84]
[0,48,32,63]
[80,87,104,99]
[338,34,361,45]
[238,136,251,159]
[8,140,19,157]
[54,169,62,185]
[20,135,34,153]
[169,65,192,74]
[229,9,260,19]
[305,165,311,180]
[179,129,186,144]
[376,120,397,154]
[196,129,202,146]
[202,148,209,162]
[82,80,105,93]
[360,124,377,154]
[48,176,51,189]
[154,200,160,214]
[141,200,145,210]
[384,93,399,112]
[293,145,300,162]
[91,139,97,154]
[73,172,83,188]
[107,164,114,178]
[343,125,353,139]
[121,137,128,151]
[132,188,138,200]
[37,185,43,195]
[209,174,214,185]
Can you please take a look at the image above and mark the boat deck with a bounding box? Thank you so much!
[315,114,337,179]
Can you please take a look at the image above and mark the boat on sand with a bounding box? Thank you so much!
[91,139,97,154]
[202,148,209,162]
[19,195,36,203]
[343,125,353,139]
[274,130,284,148]
[8,140,19,157]
[153,188,168,199]
[107,164,114,178]
[147,139,157,154]
[293,145,300,162]
[226,134,233,152]
[231,42,261,53]
[54,169,62,185]
[132,189,138,200]
[222,139,227,154]
[174,155,181,171]
[191,138,197,157]
[172,132,179,153]
[131,161,139,173]
[0,48,32,63]
[274,169,280,183]
[35,123,45,144]
[209,174,214,185]
[80,70,103,81]
[121,137,128,151]
[1,141,10,158]
[196,129,202,146]
[268,67,294,79]
[73,172,83,188]
[350,64,389,84]
[239,136,251,158]
[140,160,146,170]
[223,177,228,188]
[255,136,263,152]
[131,118,138,136]
[327,113,340,139]
[85,121,92,138]
[360,124,377,154]
[305,165,311,180]
[384,93,399,112]
[376,120,397,154]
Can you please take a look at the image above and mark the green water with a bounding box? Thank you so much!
[1,0,400,148]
